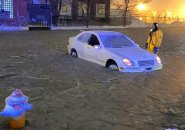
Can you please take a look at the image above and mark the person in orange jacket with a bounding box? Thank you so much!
[145,23,163,54]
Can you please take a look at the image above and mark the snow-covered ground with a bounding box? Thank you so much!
[1,20,185,31]
[0,25,148,31]
[0,26,28,31]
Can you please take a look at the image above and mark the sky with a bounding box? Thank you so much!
[147,0,185,17]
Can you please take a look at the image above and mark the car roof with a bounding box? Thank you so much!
[83,30,124,36]
[83,30,131,43]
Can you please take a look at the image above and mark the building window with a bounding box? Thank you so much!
[96,4,105,18]
[60,3,72,16]
[0,0,13,18]
[78,2,87,18]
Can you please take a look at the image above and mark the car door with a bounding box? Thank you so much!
[84,34,103,64]
[75,33,91,58]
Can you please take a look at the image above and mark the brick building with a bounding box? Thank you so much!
[72,0,110,21]
[0,0,110,26]
[0,0,29,26]
[59,0,110,25]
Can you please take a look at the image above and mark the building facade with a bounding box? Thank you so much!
[0,0,110,26]
[59,0,110,25]
[0,0,29,26]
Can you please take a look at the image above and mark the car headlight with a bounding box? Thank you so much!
[156,56,161,64]
[123,59,134,67]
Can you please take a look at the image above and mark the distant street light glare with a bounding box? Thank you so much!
[166,11,172,17]
[178,7,185,17]
[139,17,143,20]
[137,4,146,10]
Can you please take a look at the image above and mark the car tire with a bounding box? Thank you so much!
[71,49,78,58]
[107,61,119,71]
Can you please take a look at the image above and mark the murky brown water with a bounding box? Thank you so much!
[0,27,185,130]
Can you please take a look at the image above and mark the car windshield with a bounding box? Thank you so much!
[104,36,134,48]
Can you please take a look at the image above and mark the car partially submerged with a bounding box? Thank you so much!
[67,31,162,72]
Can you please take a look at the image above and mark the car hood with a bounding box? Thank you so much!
[107,47,156,61]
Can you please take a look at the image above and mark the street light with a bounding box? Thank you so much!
[137,4,146,11]
[166,11,172,17]
[152,11,157,17]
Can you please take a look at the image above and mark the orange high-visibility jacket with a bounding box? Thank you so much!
[147,29,163,53]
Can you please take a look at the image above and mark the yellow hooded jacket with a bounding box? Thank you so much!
[147,29,163,53]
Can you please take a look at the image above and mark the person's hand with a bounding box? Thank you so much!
[154,47,159,54]
[145,43,148,49]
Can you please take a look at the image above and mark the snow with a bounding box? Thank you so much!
[0,20,185,31]
[0,19,158,31]
[0,26,28,31]
[0,25,146,31]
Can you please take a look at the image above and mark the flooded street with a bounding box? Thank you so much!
[0,27,185,130]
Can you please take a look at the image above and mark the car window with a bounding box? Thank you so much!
[88,34,100,46]
[104,36,134,48]
[77,33,92,43]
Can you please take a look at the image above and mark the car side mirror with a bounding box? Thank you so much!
[94,45,101,50]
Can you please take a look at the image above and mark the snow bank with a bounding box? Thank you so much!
[51,26,126,30]
[0,26,28,31]
[51,24,150,30]
[1,21,185,32]
[127,18,151,28]
[0,25,149,32]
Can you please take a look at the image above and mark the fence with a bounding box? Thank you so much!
[27,4,51,30]
[58,17,110,26]
[58,15,132,26]
[134,16,185,24]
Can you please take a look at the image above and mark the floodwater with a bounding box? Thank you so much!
[0,27,185,130]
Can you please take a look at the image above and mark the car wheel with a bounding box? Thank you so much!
[71,49,78,58]
[107,61,119,71]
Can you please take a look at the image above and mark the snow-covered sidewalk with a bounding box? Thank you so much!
[0,23,184,31]
[0,21,151,31]
[0,25,150,31]
[0,26,28,31]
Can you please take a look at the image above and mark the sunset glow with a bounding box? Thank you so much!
[178,3,185,17]
[147,0,185,18]
[137,4,146,11]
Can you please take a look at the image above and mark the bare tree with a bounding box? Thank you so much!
[50,0,62,26]
[78,0,91,28]
[112,0,151,26]
[86,0,91,28]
